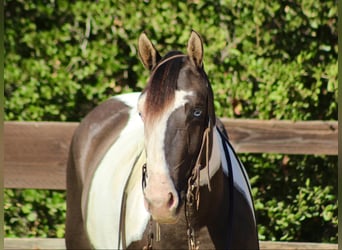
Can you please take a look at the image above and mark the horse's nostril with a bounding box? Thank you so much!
[167,191,179,212]
[167,192,174,208]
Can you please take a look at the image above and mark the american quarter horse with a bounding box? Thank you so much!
[66,30,259,249]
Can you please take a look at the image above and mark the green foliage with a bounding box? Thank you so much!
[244,154,337,242]
[5,0,337,121]
[4,0,337,243]
[4,189,65,238]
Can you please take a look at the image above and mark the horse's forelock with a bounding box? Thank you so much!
[144,52,185,122]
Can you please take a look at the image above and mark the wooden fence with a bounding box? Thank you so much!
[4,119,338,250]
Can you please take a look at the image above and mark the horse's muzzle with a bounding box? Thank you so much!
[143,174,180,224]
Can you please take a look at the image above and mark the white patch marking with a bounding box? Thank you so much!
[114,92,142,108]
[125,147,150,244]
[217,129,256,221]
[86,92,150,249]
[144,90,194,184]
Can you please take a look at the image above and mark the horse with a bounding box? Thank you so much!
[65,30,259,250]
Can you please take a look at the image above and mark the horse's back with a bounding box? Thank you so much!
[66,93,146,249]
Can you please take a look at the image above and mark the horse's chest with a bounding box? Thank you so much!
[127,214,215,249]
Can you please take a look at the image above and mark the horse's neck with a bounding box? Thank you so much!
[195,127,228,233]
[199,126,222,186]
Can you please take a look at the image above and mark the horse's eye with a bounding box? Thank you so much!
[193,109,202,118]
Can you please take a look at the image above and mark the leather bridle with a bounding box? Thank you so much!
[141,112,215,250]
[140,56,218,250]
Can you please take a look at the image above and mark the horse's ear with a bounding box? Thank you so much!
[138,33,161,71]
[187,30,203,68]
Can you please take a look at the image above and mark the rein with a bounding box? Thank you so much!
[118,149,145,249]
[186,127,235,250]
[185,125,212,250]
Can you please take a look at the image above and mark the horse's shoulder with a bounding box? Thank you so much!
[69,94,140,184]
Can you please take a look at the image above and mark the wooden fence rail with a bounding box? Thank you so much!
[4,119,338,250]
[4,119,337,190]
[4,238,338,250]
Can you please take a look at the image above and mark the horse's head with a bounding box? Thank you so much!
[137,31,216,224]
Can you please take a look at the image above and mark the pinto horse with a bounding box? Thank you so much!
[65,31,259,249]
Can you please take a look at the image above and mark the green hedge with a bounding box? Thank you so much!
[4,0,337,242]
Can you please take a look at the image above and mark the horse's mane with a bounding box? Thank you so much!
[143,51,185,121]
